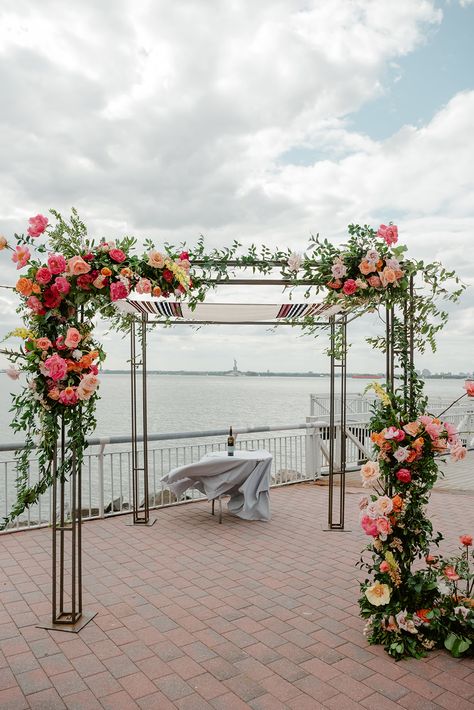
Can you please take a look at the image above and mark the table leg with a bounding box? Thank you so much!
[219,496,222,524]
[211,499,215,516]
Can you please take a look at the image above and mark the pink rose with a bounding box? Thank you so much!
[377,224,398,246]
[12,245,31,270]
[331,261,347,279]
[36,337,52,351]
[27,214,48,238]
[367,275,382,288]
[425,422,442,440]
[55,335,67,350]
[64,328,82,349]
[380,561,390,573]
[109,248,126,263]
[393,446,410,463]
[43,285,62,309]
[464,380,474,397]
[26,295,46,315]
[59,386,78,406]
[342,279,357,296]
[35,267,52,285]
[384,426,404,442]
[361,515,378,537]
[180,251,189,261]
[77,273,93,290]
[450,442,467,462]
[54,276,70,295]
[43,353,68,381]
[376,517,392,540]
[136,278,152,294]
[110,281,129,301]
[76,373,99,401]
[396,468,412,483]
[67,255,91,276]
[48,254,67,275]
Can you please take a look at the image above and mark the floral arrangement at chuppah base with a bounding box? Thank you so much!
[358,379,473,660]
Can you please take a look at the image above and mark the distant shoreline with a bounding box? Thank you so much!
[96,370,470,380]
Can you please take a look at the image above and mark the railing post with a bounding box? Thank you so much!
[98,441,107,519]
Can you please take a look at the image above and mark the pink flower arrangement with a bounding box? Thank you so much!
[35,267,52,285]
[342,279,357,295]
[27,214,48,238]
[109,248,126,263]
[12,245,31,270]
[42,353,68,382]
[377,224,398,246]
[47,254,66,274]
[110,281,129,301]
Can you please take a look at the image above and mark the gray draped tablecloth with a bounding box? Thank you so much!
[161,449,272,521]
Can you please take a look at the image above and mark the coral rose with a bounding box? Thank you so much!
[35,267,52,285]
[152,286,162,297]
[67,255,91,276]
[342,279,357,295]
[376,517,392,540]
[365,581,391,606]
[64,328,82,349]
[327,280,342,289]
[27,214,48,237]
[392,495,404,512]
[148,250,165,269]
[380,561,390,573]
[12,245,31,270]
[444,565,460,581]
[464,380,474,397]
[460,535,472,546]
[48,254,67,274]
[109,248,126,263]
[15,277,33,296]
[36,337,52,351]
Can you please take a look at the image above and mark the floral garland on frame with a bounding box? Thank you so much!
[358,380,474,659]
[0,209,466,532]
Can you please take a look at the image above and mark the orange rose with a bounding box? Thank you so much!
[412,437,424,450]
[376,259,384,270]
[359,260,376,276]
[392,495,404,512]
[120,267,132,277]
[32,283,41,294]
[415,609,431,624]
[403,421,420,437]
[67,255,91,276]
[153,286,162,297]
[101,267,112,277]
[15,277,33,296]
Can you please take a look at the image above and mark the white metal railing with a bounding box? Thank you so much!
[1,408,473,534]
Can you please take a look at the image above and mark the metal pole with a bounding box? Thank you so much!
[328,316,335,529]
[409,275,415,418]
[142,314,149,523]
[339,315,347,529]
[51,441,57,624]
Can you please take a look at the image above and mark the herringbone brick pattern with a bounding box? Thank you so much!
[0,484,473,709]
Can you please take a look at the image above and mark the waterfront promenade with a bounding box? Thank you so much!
[0,458,473,709]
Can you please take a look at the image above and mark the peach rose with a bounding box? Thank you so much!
[76,374,99,401]
[359,260,376,275]
[403,421,420,437]
[0,235,8,250]
[64,327,82,349]
[152,286,162,297]
[15,277,33,296]
[360,460,380,487]
[148,250,165,269]
[36,337,52,351]
[367,275,382,288]
[380,267,397,287]
[67,255,91,276]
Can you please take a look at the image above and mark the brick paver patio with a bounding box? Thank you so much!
[1,482,473,709]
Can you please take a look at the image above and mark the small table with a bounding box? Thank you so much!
[162,449,272,522]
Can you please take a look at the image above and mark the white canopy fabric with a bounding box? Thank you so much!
[116,299,342,322]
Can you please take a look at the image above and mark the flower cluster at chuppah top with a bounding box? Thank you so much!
[358,381,473,660]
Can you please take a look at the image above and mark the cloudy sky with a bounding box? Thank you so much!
[0,0,473,374]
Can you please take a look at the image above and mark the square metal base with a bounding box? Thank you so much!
[322,527,352,532]
[37,610,97,634]
[125,517,156,526]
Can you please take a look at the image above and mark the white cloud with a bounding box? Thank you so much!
[0,0,472,374]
